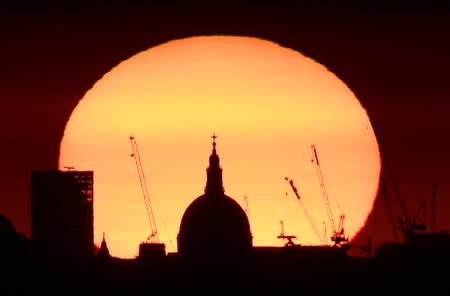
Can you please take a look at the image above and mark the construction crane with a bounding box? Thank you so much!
[381,168,429,242]
[129,136,159,243]
[277,220,297,247]
[380,177,400,241]
[310,144,348,246]
[371,118,429,242]
[284,177,325,244]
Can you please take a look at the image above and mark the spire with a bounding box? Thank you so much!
[205,133,224,195]
[212,133,217,154]
[97,232,110,258]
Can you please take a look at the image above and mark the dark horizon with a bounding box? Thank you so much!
[1,2,450,255]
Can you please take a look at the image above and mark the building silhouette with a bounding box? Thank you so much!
[97,232,111,259]
[9,137,448,294]
[31,169,94,257]
[177,135,252,259]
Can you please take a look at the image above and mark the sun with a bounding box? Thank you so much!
[59,35,380,258]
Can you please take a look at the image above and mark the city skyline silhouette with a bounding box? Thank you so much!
[1,137,449,294]
[0,2,449,293]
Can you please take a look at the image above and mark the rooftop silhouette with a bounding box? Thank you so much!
[1,137,449,294]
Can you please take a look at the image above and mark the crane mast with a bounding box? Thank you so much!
[310,145,336,238]
[129,136,159,243]
[285,177,325,244]
[310,144,347,246]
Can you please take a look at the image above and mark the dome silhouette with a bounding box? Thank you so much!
[177,135,252,257]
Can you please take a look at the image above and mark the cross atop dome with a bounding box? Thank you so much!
[206,133,223,194]
[211,133,218,153]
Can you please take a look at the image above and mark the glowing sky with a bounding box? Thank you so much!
[59,36,380,258]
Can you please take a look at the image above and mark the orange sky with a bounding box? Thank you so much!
[59,36,380,258]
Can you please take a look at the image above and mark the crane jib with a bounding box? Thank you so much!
[129,136,160,243]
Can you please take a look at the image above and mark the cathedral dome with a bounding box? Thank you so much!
[177,135,252,257]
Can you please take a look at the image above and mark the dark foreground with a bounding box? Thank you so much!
[2,243,449,295]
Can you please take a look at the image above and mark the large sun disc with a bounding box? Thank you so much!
[59,35,380,258]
